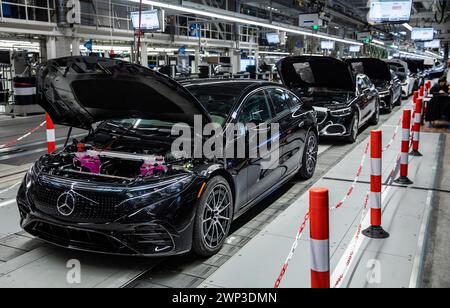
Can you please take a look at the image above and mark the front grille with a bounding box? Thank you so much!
[30,182,125,223]
[25,220,174,255]
[26,221,136,254]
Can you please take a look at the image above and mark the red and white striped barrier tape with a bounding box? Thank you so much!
[0,181,21,195]
[383,117,402,152]
[274,211,309,288]
[332,141,369,210]
[0,121,46,150]
[333,191,370,288]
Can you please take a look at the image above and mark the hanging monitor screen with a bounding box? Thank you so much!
[349,45,361,52]
[131,10,161,31]
[368,0,412,24]
[411,28,434,41]
[266,33,280,45]
[240,58,256,72]
[321,41,335,50]
[424,40,440,49]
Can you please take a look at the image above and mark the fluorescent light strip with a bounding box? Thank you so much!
[129,0,363,46]
[372,39,385,46]
[402,23,413,31]
[257,51,291,55]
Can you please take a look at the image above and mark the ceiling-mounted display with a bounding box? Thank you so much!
[424,40,441,49]
[350,45,361,53]
[266,33,280,45]
[411,28,435,41]
[131,9,162,31]
[368,0,412,24]
[321,41,335,50]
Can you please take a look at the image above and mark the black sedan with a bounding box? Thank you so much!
[346,58,402,113]
[277,56,379,143]
[17,56,318,257]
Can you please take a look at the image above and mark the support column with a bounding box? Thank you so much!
[72,37,81,56]
[55,36,71,58]
[194,45,200,74]
[141,42,148,68]
[230,48,240,75]
[46,37,57,60]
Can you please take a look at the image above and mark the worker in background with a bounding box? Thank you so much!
[430,77,449,96]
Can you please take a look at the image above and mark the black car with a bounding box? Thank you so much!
[17,56,318,257]
[346,58,401,112]
[389,69,403,107]
[277,56,379,143]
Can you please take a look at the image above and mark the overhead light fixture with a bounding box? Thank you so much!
[257,51,291,55]
[372,39,385,46]
[128,0,363,46]
[402,23,413,31]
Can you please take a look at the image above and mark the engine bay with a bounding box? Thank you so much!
[40,140,194,184]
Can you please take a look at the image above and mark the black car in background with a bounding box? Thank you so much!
[17,56,318,258]
[277,56,379,143]
[346,58,401,113]
[390,69,403,106]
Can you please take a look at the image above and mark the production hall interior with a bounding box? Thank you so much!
[0,0,450,293]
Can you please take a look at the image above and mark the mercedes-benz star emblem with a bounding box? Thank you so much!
[56,192,76,217]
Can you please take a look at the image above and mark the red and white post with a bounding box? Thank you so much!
[395,109,413,185]
[410,98,423,157]
[419,85,425,98]
[45,113,56,154]
[309,188,330,288]
[363,130,390,239]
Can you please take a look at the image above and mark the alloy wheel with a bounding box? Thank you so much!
[202,184,232,249]
[305,134,318,175]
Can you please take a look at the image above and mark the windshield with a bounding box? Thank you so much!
[185,84,242,126]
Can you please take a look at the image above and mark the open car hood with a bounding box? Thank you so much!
[345,58,391,82]
[277,56,355,92]
[36,56,211,129]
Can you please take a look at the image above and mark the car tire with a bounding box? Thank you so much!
[298,131,318,180]
[395,94,402,107]
[192,176,233,257]
[369,100,380,126]
[346,112,359,144]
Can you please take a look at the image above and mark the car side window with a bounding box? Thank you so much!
[267,88,291,116]
[237,90,272,125]
[288,92,302,107]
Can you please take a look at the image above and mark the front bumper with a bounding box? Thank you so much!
[16,174,202,257]
[378,91,392,110]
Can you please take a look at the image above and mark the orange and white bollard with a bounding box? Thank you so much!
[395,110,413,185]
[309,188,330,288]
[363,130,389,239]
[45,113,56,154]
[410,98,423,157]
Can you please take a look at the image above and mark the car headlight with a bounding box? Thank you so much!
[330,107,352,117]
[123,175,196,221]
[120,174,194,210]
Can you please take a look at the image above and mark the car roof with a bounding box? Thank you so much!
[179,79,282,92]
